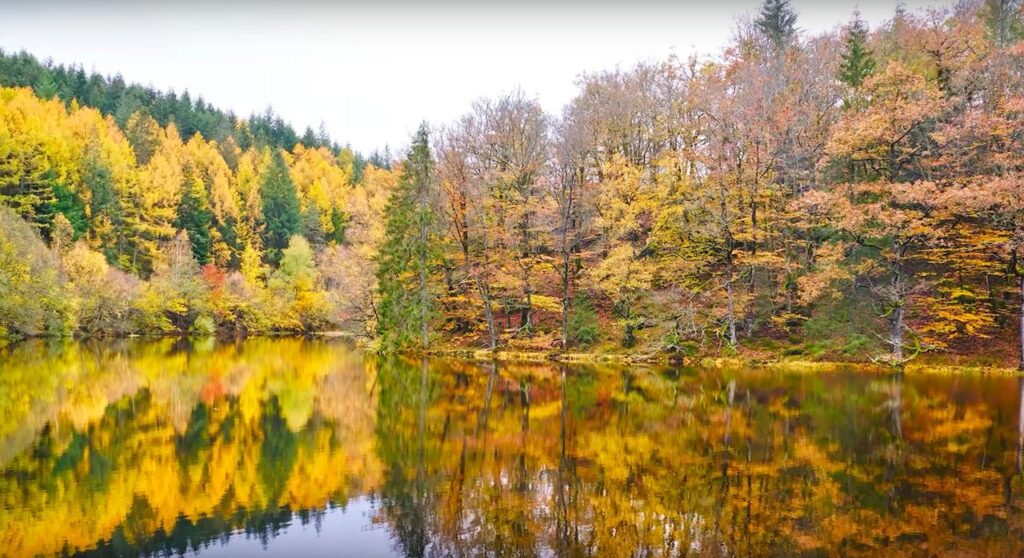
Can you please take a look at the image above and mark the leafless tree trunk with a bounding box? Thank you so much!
[475,274,498,350]
[889,257,905,363]
[726,254,738,347]
[418,184,430,352]
[558,168,579,350]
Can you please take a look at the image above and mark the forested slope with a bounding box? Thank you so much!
[3,0,1024,367]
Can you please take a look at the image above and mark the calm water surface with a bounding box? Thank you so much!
[1,338,1023,557]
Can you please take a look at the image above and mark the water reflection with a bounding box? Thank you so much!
[1,339,1024,556]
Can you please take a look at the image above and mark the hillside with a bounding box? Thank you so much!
[2,1,1024,368]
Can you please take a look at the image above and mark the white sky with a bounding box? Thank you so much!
[0,0,945,154]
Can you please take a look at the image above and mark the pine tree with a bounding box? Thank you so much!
[376,123,435,352]
[82,147,121,260]
[317,122,331,147]
[259,149,301,263]
[176,168,213,265]
[0,136,57,236]
[34,71,58,100]
[52,183,87,238]
[328,207,347,244]
[755,0,798,51]
[302,202,325,249]
[300,126,318,148]
[124,111,162,165]
[838,13,877,89]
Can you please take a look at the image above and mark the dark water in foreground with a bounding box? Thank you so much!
[1,338,1024,557]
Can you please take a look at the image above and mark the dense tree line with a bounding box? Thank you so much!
[4,0,1024,368]
[0,81,395,338]
[377,0,1024,368]
[0,48,389,175]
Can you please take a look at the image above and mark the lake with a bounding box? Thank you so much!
[1,338,1023,557]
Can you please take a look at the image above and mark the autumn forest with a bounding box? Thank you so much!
[4,0,1024,369]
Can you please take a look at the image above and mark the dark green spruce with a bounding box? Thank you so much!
[376,124,435,353]
[838,13,877,89]
[259,149,301,264]
[755,0,798,51]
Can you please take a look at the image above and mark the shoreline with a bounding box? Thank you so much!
[3,332,1022,376]
[422,347,1024,376]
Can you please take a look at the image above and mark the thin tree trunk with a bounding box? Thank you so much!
[891,264,904,363]
[726,254,737,347]
[522,281,533,333]
[460,194,469,259]
[519,208,533,334]
[561,246,571,350]
[891,304,904,362]
[476,276,498,350]
[419,210,429,352]
[748,191,757,335]
[559,178,575,350]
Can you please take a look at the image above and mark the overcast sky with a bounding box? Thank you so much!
[0,0,946,154]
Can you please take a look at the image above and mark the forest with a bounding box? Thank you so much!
[3,0,1024,368]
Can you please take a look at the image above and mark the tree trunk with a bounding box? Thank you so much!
[748,193,757,336]
[459,194,469,258]
[519,207,533,335]
[476,277,498,350]
[418,211,429,351]
[891,304,904,362]
[521,283,533,333]
[560,190,573,351]
[726,256,738,347]
[561,247,571,350]
[891,264,904,363]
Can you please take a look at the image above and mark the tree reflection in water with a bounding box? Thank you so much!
[1,338,1024,557]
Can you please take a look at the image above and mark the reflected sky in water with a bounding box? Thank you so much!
[1,338,1024,557]
[191,498,394,558]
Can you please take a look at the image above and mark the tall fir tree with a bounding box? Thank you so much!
[376,123,435,352]
[33,71,58,100]
[52,183,87,238]
[80,145,126,266]
[259,149,301,263]
[176,167,213,265]
[838,12,877,90]
[755,0,798,51]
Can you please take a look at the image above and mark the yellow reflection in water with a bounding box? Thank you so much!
[1,341,1024,557]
